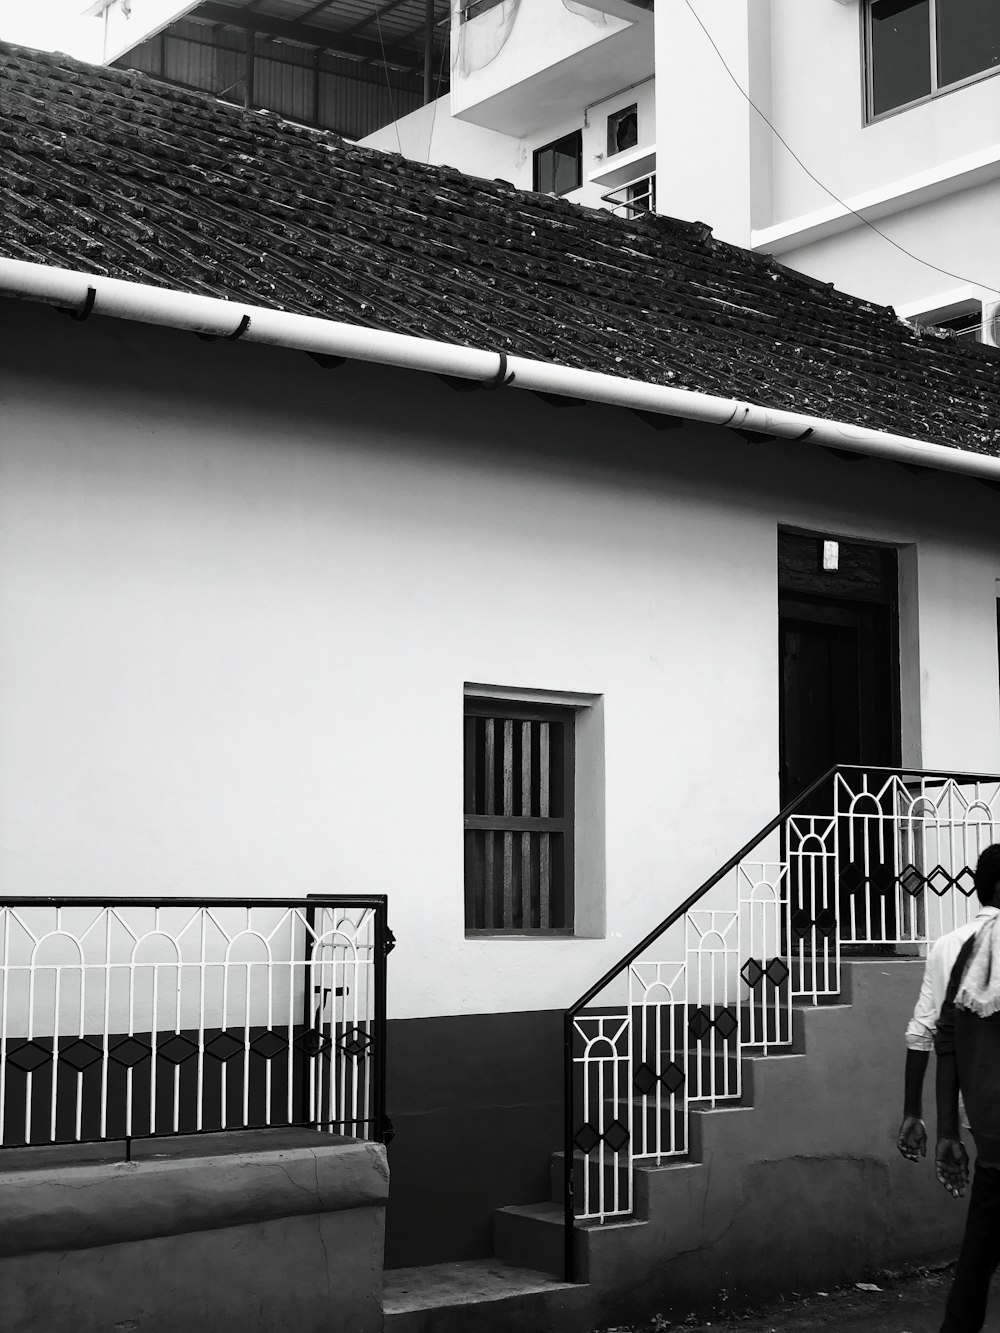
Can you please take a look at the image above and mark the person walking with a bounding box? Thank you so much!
[897,846,1000,1163]
[934,905,1000,1332]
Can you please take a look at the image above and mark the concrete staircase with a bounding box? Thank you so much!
[383,957,962,1331]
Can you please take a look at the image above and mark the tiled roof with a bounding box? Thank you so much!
[1,40,998,455]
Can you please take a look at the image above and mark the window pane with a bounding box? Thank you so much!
[870,0,932,115]
[937,0,1000,87]
[533,132,581,196]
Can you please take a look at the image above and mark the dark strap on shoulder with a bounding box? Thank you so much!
[945,933,979,1006]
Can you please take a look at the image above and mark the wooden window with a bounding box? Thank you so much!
[464,700,575,934]
[533,131,583,197]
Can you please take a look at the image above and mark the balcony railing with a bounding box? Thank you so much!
[601,172,656,219]
[0,895,392,1152]
[563,765,1000,1278]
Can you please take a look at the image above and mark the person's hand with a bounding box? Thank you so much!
[897,1116,927,1162]
[935,1137,969,1198]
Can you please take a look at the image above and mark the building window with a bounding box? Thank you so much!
[533,131,583,197]
[464,700,575,933]
[910,300,984,342]
[865,0,1000,119]
[607,103,639,157]
[460,0,506,20]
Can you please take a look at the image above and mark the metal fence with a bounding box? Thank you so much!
[0,895,391,1151]
[563,766,1000,1275]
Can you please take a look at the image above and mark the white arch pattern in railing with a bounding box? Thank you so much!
[568,768,1000,1231]
[0,896,390,1150]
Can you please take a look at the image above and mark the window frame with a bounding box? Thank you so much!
[463,698,576,936]
[532,130,583,198]
[864,0,1000,123]
[607,103,639,158]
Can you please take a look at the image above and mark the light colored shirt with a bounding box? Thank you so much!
[905,906,1000,1051]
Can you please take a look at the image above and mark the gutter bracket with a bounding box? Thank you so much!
[437,350,516,394]
[196,313,251,343]
[57,286,97,322]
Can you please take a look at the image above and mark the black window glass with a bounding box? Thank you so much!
[533,131,582,196]
[870,0,932,114]
[937,0,1000,87]
[608,104,638,156]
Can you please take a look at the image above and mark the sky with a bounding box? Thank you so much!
[0,0,101,59]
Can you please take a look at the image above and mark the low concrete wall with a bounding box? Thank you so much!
[583,958,967,1323]
[0,1128,388,1333]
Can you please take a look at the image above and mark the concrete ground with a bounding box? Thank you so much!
[596,1266,1000,1332]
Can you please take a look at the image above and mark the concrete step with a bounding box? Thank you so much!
[493,1201,568,1278]
[382,1258,592,1332]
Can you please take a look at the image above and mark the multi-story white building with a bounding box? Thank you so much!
[363,0,1000,343]
[91,1,1000,341]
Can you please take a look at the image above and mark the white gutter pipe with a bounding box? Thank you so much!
[2,256,998,484]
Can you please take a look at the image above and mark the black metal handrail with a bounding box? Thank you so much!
[0,893,393,1151]
[561,763,1000,1281]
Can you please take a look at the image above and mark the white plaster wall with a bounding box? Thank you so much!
[1,304,999,1020]
[359,98,528,185]
[760,178,1000,316]
[450,0,630,131]
[767,0,1000,224]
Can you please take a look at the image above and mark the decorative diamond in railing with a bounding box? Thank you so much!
[574,1123,601,1155]
[109,1035,151,1068]
[661,1062,685,1095]
[898,864,925,897]
[337,1028,371,1059]
[294,1028,331,1057]
[203,1031,244,1063]
[603,1120,630,1154]
[714,1008,738,1041]
[7,1040,52,1073]
[955,866,976,897]
[157,1033,199,1065]
[815,908,837,938]
[740,958,764,988]
[58,1039,104,1072]
[249,1030,288,1061]
[927,864,955,897]
[633,1063,658,1096]
[839,860,866,896]
[765,958,789,986]
[790,908,813,939]
[688,1007,712,1040]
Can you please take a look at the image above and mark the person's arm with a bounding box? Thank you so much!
[898,1048,929,1160]
[935,1050,969,1197]
[898,943,945,1160]
[934,977,969,1198]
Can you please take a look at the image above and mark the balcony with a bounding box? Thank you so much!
[452,0,653,138]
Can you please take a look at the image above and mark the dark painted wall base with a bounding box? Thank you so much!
[384,1009,563,1269]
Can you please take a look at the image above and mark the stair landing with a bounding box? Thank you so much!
[383,1258,592,1332]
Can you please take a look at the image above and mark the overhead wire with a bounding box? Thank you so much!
[424,7,451,163]
[373,2,404,156]
[681,0,1000,299]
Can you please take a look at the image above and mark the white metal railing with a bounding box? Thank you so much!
[601,172,656,220]
[0,896,391,1151]
[563,766,1000,1260]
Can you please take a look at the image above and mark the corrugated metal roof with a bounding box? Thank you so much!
[113,1,445,136]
